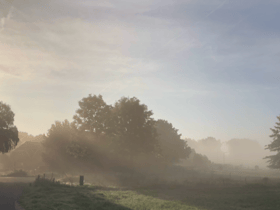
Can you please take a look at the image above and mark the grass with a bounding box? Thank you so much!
[18,178,202,210]
[17,172,280,210]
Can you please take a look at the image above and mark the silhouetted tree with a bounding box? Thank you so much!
[0,101,19,153]
[265,115,280,169]
[41,120,81,173]
[42,120,113,173]
[155,119,191,164]
[180,148,211,169]
[73,94,113,137]
[112,97,158,161]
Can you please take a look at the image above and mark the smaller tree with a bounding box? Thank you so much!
[41,120,79,173]
[42,119,111,174]
[0,101,19,153]
[265,115,280,169]
[155,119,191,164]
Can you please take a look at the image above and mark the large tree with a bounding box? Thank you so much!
[155,119,191,164]
[73,94,113,137]
[0,101,19,153]
[265,115,280,169]
[112,97,158,159]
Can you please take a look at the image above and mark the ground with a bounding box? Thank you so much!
[18,180,280,210]
[0,183,26,210]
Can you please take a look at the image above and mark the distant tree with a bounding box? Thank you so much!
[73,94,113,137]
[9,141,44,171]
[265,115,280,169]
[112,97,158,161]
[192,152,211,168]
[0,101,19,153]
[155,119,191,164]
[179,148,211,169]
[41,119,110,173]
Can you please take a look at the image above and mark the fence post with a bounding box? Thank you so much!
[80,175,84,186]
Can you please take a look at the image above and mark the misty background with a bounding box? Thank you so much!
[1,0,280,172]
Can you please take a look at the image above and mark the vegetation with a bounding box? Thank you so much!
[41,95,192,176]
[19,178,201,210]
[265,115,280,169]
[0,101,19,154]
[18,174,280,210]
[1,96,279,209]
[155,119,191,165]
[4,169,28,177]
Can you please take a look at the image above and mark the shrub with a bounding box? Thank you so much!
[6,169,28,177]
[33,174,61,187]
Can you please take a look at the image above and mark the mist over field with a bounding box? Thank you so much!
[185,137,270,168]
[1,0,280,209]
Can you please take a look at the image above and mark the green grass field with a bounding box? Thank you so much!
[18,178,280,210]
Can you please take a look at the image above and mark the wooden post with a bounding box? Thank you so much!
[80,175,84,186]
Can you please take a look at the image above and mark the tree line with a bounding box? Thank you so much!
[41,95,192,174]
[1,96,280,173]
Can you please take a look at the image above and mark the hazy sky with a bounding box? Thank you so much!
[1,0,279,147]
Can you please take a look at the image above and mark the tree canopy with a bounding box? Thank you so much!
[265,115,280,169]
[155,119,191,164]
[73,94,112,136]
[0,101,19,154]
[112,97,158,158]
[41,94,194,174]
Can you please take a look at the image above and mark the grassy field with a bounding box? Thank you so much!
[18,177,280,210]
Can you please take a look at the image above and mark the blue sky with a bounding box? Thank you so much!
[0,0,279,147]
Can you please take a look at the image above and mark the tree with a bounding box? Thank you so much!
[155,119,191,164]
[42,119,111,173]
[112,97,158,160]
[41,120,80,173]
[73,94,112,137]
[0,101,19,153]
[265,115,280,169]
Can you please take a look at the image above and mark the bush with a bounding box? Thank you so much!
[33,175,61,187]
[6,169,28,177]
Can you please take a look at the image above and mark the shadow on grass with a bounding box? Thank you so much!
[0,182,28,210]
[19,181,133,210]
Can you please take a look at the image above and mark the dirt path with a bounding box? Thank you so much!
[0,183,25,210]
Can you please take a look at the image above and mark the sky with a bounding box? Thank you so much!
[0,0,280,147]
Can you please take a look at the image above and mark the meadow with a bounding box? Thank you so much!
[17,167,280,210]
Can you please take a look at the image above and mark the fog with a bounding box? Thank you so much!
[1,0,280,209]
[185,137,271,168]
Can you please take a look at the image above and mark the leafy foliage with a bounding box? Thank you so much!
[41,94,194,175]
[41,120,113,173]
[0,101,19,153]
[265,115,280,169]
[41,120,80,173]
[155,119,191,164]
[112,97,158,157]
[73,94,112,136]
